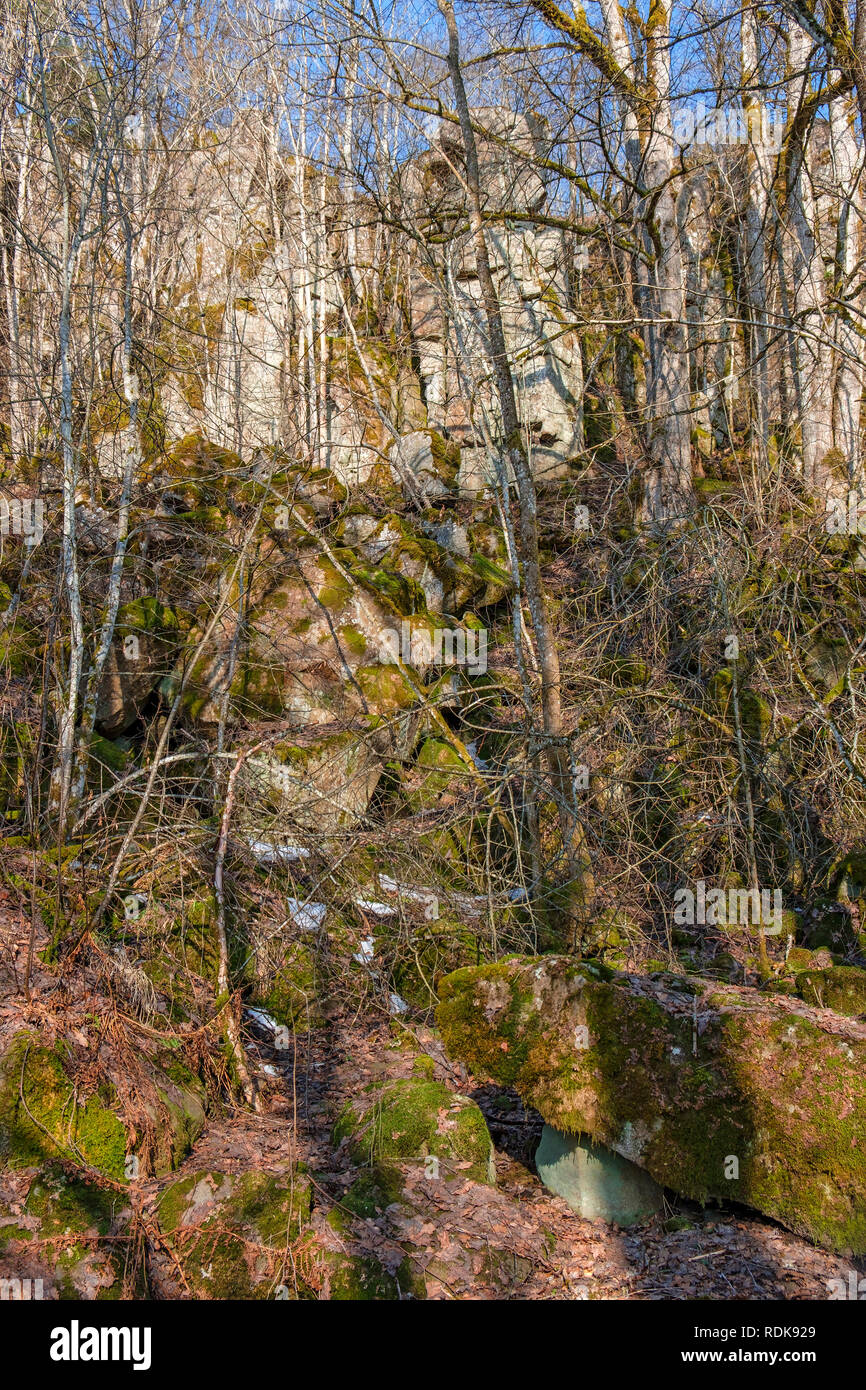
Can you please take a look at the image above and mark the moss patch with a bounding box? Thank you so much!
[796,966,866,1017]
[157,1168,312,1298]
[0,1034,128,1181]
[332,1077,494,1184]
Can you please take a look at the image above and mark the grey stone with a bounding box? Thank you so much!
[392,430,451,502]
[535,1124,665,1226]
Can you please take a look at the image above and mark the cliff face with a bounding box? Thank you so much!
[405,112,585,490]
[73,109,586,492]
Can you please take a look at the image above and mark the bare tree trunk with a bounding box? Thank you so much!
[639,1,693,523]
[741,8,774,477]
[787,20,837,498]
[69,140,143,820]
[46,178,85,830]
[1,103,34,463]
[829,85,864,491]
[438,0,591,918]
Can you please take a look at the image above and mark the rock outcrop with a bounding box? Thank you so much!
[65,109,587,494]
[406,111,585,493]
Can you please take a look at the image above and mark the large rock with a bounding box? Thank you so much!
[390,430,458,503]
[407,111,584,485]
[535,1125,664,1225]
[0,1031,207,1180]
[437,956,866,1254]
[796,965,866,1018]
[156,1168,312,1298]
[242,729,385,835]
[333,1075,495,1185]
[0,1163,139,1299]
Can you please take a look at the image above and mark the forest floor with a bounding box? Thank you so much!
[0,890,857,1301]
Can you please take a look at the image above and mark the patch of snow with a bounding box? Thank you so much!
[245,1006,281,1036]
[247,838,310,865]
[287,897,326,932]
[354,897,396,917]
[389,992,409,1015]
[378,874,439,917]
[352,935,375,965]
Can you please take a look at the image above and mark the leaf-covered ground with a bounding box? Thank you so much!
[0,890,857,1301]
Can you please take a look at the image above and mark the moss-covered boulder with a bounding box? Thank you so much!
[156,1168,312,1298]
[388,914,484,1011]
[437,956,866,1253]
[338,511,510,615]
[7,1163,138,1299]
[0,1031,206,1181]
[786,946,835,975]
[389,429,458,502]
[332,1077,494,1184]
[406,737,474,811]
[243,730,383,834]
[796,966,866,1018]
[0,1035,128,1180]
[178,546,423,728]
[317,1248,408,1300]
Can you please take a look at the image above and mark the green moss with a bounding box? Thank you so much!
[389,917,483,1010]
[428,429,460,480]
[161,912,221,986]
[23,1163,135,1299]
[340,1165,403,1219]
[88,733,129,775]
[339,624,367,657]
[258,942,323,1030]
[332,1077,494,1184]
[186,892,217,928]
[0,1034,128,1181]
[796,966,866,1017]
[350,561,428,616]
[315,558,351,610]
[436,957,866,1254]
[406,737,473,812]
[116,596,179,640]
[26,1163,116,1237]
[157,1168,311,1298]
[600,654,650,688]
[323,1250,402,1300]
[355,664,416,713]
